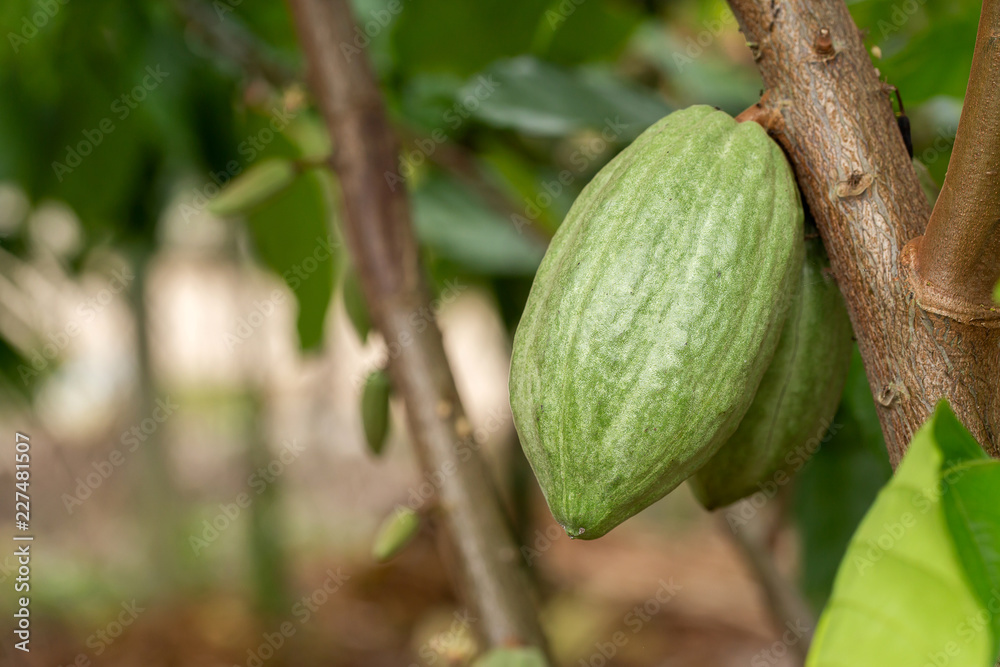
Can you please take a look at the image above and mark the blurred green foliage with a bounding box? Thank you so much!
[1,0,978,371]
[0,0,992,663]
[794,350,893,612]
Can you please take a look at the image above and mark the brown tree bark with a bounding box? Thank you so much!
[726,0,1000,463]
[285,0,547,651]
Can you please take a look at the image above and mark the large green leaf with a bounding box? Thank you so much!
[244,171,337,351]
[390,0,639,78]
[880,13,978,104]
[935,409,1000,647]
[532,0,641,65]
[462,57,670,138]
[807,402,1000,667]
[391,0,546,77]
[412,174,544,275]
[628,22,761,115]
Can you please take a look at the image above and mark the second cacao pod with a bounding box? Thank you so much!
[690,234,853,509]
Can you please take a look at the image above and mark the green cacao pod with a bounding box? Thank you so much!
[690,234,853,509]
[372,506,420,562]
[509,105,804,539]
[362,369,391,456]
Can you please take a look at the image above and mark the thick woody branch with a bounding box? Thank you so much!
[907,0,1000,325]
[726,0,1000,462]
[285,0,546,651]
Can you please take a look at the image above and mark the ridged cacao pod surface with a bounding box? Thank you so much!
[509,105,804,539]
[690,235,853,509]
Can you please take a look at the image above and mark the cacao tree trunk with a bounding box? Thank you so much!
[726,0,1000,464]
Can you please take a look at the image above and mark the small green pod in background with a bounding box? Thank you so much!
[362,369,391,456]
[343,269,372,343]
[372,506,420,562]
[690,235,853,510]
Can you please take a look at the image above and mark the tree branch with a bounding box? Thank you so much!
[284,0,547,651]
[725,0,1000,462]
[718,504,814,664]
[172,0,297,89]
[906,0,1000,325]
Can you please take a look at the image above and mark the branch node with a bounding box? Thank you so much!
[814,27,834,55]
[876,382,908,407]
[735,92,783,133]
[835,172,874,198]
[901,238,1000,327]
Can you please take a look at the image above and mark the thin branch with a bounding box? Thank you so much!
[907,0,1000,325]
[725,0,1000,462]
[717,504,814,664]
[284,0,547,651]
[173,0,297,89]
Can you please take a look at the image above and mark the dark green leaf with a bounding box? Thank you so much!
[461,57,670,138]
[412,174,544,275]
[533,0,641,65]
[391,0,544,77]
[878,12,979,104]
[245,171,336,351]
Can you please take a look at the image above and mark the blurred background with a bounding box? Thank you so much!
[0,0,979,664]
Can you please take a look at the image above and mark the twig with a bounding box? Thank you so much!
[725,0,1000,462]
[907,0,1000,325]
[284,0,547,651]
[173,0,297,89]
[717,503,814,664]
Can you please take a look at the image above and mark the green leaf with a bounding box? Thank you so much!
[532,0,641,65]
[461,57,670,139]
[878,11,979,104]
[412,174,544,275]
[807,402,1000,667]
[208,158,297,217]
[391,0,545,77]
[473,647,548,667]
[795,351,893,612]
[245,171,336,351]
[342,269,372,343]
[628,22,761,115]
[935,405,1000,647]
[361,370,391,456]
[993,278,1000,304]
[371,506,419,562]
